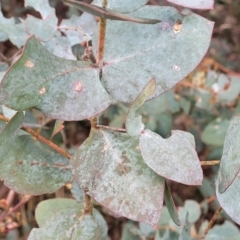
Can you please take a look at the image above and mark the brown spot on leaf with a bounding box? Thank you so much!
[24,60,34,68]
[173,65,180,71]
[39,87,46,94]
[73,81,83,92]
[173,19,182,34]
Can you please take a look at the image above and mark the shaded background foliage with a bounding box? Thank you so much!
[0,0,240,239]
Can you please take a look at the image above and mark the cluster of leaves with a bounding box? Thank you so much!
[122,200,240,240]
[1,0,240,239]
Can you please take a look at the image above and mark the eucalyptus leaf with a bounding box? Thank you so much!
[70,129,165,226]
[6,23,28,48]
[121,222,141,240]
[29,209,107,240]
[51,120,64,139]
[178,200,201,224]
[43,35,76,60]
[205,221,240,240]
[0,10,15,42]
[166,0,214,10]
[126,78,156,137]
[59,13,98,46]
[179,213,191,240]
[0,135,72,195]
[216,76,240,104]
[97,6,214,103]
[218,116,240,193]
[25,14,58,42]
[25,0,54,18]
[0,10,27,48]
[202,119,230,146]
[71,180,84,203]
[164,182,181,226]
[34,198,108,239]
[0,36,112,121]
[216,175,240,225]
[35,198,81,227]
[0,112,24,162]
[139,129,203,185]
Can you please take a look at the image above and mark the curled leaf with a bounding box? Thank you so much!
[126,78,156,137]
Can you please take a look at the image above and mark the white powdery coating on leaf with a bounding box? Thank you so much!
[70,129,165,226]
[139,129,203,185]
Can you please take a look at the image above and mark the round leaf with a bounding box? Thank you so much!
[218,116,240,193]
[0,36,112,121]
[0,112,24,161]
[166,0,214,10]
[0,135,72,195]
[35,198,81,227]
[29,209,106,240]
[202,119,230,146]
[139,129,203,185]
[97,6,214,103]
[70,129,165,226]
[216,173,240,225]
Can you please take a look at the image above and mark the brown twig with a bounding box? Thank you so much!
[201,206,222,240]
[201,160,220,166]
[0,114,71,159]
[96,124,126,132]
[96,0,108,68]
[0,195,32,222]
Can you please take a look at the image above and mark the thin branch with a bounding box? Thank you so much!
[201,160,220,166]
[0,114,71,159]
[97,124,126,132]
[201,206,222,240]
[0,195,32,222]
[96,0,108,67]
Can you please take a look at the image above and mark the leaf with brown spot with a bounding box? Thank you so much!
[0,135,72,195]
[0,36,112,121]
[70,128,165,226]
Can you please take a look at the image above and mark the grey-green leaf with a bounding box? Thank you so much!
[25,0,54,19]
[59,13,97,46]
[202,119,230,146]
[218,116,240,193]
[32,198,108,239]
[164,182,181,226]
[216,177,240,225]
[70,129,165,226]
[0,112,24,162]
[205,221,240,240]
[97,6,213,103]
[29,209,106,240]
[139,129,203,185]
[167,0,214,10]
[126,78,156,137]
[35,198,81,227]
[179,213,191,240]
[0,36,112,121]
[25,15,58,42]
[0,135,72,195]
